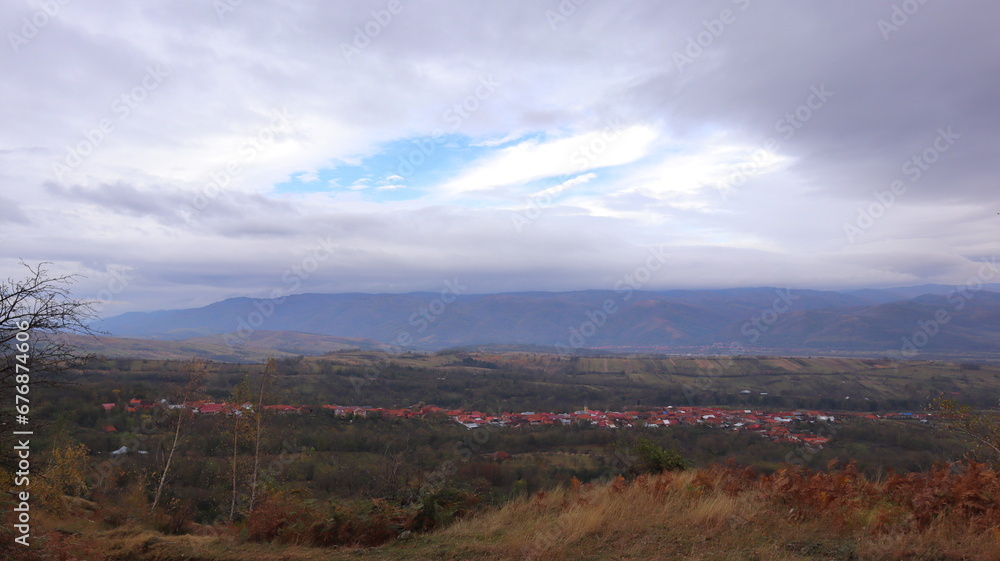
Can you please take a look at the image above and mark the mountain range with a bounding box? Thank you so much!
[93,284,1000,358]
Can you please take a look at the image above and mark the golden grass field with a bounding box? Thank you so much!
[34,461,1000,561]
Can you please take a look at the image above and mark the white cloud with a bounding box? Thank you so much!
[441,125,659,194]
[529,172,597,198]
[471,130,531,147]
[616,136,791,207]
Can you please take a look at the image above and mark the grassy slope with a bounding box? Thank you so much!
[564,355,1000,403]
[73,351,1000,410]
[58,332,378,362]
[56,465,1000,561]
[293,352,1000,408]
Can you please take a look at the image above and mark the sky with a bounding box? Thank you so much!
[2,0,999,317]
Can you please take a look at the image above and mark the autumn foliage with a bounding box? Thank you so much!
[438,461,1000,560]
[244,485,480,548]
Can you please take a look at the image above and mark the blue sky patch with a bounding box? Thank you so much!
[274,133,508,201]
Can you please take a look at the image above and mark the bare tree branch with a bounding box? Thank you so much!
[0,260,101,467]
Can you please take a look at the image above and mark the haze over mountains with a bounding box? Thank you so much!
[94,284,1000,358]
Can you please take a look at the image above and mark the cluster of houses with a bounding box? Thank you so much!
[846,411,931,421]
[103,398,304,415]
[103,398,940,448]
[443,406,840,447]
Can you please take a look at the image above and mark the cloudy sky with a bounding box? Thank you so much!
[2,0,999,316]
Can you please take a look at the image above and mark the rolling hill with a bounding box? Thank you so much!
[60,330,382,362]
[93,286,1000,357]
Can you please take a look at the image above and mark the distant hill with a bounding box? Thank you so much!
[93,286,1000,357]
[62,331,382,362]
[844,283,1000,304]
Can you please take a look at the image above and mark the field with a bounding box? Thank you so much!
[57,332,380,363]
[5,350,999,560]
[76,351,999,412]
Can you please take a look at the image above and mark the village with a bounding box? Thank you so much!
[105,398,932,449]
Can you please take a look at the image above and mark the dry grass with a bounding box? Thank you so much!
[434,471,771,560]
[424,462,1000,561]
[29,462,1000,561]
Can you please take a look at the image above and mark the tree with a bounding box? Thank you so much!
[151,360,208,512]
[35,429,90,514]
[0,261,98,466]
[229,373,254,521]
[248,359,274,514]
[933,397,1000,467]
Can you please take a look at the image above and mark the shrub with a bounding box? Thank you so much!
[247,492,415,547]
[625,438,689,476]
[411,486,479,532]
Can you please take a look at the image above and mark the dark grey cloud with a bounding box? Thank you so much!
[625,2,1000,203]
[0,196,29,224]
[44,181,188,219]
[1,1,998,314]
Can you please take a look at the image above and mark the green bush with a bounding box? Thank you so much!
[625,438,689,476]
[411,486,479,532]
